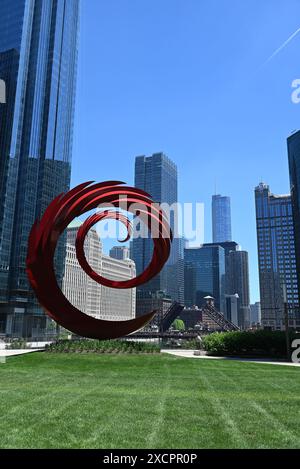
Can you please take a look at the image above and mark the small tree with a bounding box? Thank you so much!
[172,318,185,331]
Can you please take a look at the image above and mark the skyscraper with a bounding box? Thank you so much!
[287,130,300,300]
[250,302,261,325]
[0,0,80,337]
[227,250,250,329]
[212,194,232,243]
[203,241,238,294]
[204,241,250,328]
[109,246,129,261]
[63,220,102,319]
[132,152,184,303]
[225,294,239,327]
[184,246,226,313]
[255,182,299,330]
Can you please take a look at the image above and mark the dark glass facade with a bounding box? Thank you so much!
[203,241,238,295]
[255,182,299,330]
[184,246,225,313]
[202,241,250,328]
[288,130,300,312]
[0,0,80,337]
[132,153,184,303]
[212,194,232,243]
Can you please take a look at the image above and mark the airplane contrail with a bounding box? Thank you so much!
[263,26,300,65]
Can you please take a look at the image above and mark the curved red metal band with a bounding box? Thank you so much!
[26,181,172,339]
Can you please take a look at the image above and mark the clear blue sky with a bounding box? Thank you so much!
[71,0,300,303]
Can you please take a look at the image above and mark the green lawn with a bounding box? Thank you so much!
[0,352,299,449]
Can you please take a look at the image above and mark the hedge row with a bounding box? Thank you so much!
[202,330,298,358]
[45,339,160,354]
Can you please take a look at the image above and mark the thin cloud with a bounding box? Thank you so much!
[263,26,300,66]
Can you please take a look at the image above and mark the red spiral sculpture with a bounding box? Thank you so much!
[26,181,172,339]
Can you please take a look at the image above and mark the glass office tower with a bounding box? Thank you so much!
[288,130,300,303]
[184,246,226,313]
[255,182,299,330]
[0,0,80,337]
[132,153,184,303]
[227,250,251,329]
[203,241,238,294]
[212,194,232,243]
[203,241,250,328]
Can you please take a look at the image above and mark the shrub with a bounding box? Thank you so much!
[202,330,298,358]
[180,338,202,350]
[7,339,28,350]
[45,339,160,354]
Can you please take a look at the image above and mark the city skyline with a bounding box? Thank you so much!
[0,1,298,318]
[0,1,300,454]
[71,0,300,303]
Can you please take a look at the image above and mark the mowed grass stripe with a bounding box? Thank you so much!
[197,369,247,448]
[0,353,299,449]
[215,368,300,448]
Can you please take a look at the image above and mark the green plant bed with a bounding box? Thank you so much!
[202,330,298,358]
[181,338,202,350]
[46,339,160,354]
[7,339,28,350]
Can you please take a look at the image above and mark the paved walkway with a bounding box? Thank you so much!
[0,349,40,358]
[1,349,299,367]
[162,349,300,367]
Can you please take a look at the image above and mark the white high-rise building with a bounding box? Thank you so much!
[63,220,136,321]
[100,256,136,321]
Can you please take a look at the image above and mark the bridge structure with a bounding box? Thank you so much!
[201,302,240,332]
[131,298,240,338]
[160,302,185,333]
